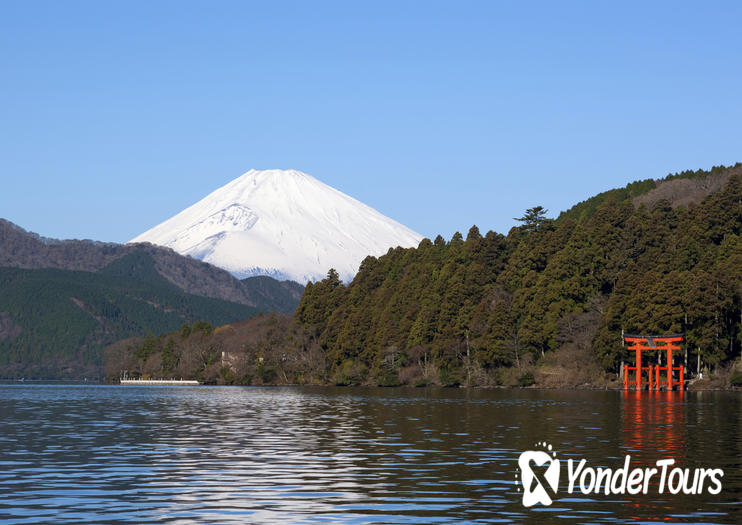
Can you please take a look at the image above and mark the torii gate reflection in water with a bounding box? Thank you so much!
[623,334,685,391]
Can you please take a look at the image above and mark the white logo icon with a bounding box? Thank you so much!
[515,442,724,508]
[517,442,560,507]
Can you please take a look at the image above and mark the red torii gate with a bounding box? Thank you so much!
[623,334,685,391]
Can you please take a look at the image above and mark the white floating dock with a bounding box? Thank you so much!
[119,379,200,385]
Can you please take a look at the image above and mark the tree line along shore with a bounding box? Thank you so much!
[106,165,742,390]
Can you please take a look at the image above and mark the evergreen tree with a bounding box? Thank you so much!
[289,168,742,385]
[514,206,550,232]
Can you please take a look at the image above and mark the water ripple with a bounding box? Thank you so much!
[0,385,740,524]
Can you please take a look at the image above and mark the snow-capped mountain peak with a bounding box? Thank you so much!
[129,169,423,283]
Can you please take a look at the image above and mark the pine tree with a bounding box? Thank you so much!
[514,206,550,232]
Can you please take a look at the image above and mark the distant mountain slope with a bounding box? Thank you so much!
[0,219,302,314]
[130,169,423,282]
[241,276,304,315]
[0,252,261,379]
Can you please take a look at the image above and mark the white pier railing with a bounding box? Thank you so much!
[119,379,200,385]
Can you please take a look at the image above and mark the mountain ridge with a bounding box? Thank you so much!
[130,169,423,282]
[0,255,262,379]
[110,163,742,389]
[0,218,302,313]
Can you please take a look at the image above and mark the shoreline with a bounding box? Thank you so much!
[3,377,741,392]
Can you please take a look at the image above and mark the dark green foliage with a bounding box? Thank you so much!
[731,371,742,387]
[518,372,535,387]
[0,253,259,378]
[192,320,213,336]
[240,275,304,313]
[294,167,742,385]
[98,251,174,285]
[257,363,277,383]
[559,179,657,223]
[135,333,159,361]
[514,206,551,232]
[439,367,462,387]
[331,359,366,386]
[161,336,178,373]
[375,347,403,386]
[664,163,741,182]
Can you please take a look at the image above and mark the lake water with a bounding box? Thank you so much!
[0,385,740,524]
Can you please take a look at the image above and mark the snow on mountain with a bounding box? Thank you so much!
[129,169,423,283]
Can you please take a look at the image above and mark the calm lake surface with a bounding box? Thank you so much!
[1,385,740,524]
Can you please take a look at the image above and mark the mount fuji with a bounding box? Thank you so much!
[129,169,423,283]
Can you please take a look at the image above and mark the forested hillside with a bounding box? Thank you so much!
[0,220,305,379]
[0,252,260,378]
[294,164,742,387]
[106,164,742,388]
[104,314,325,385]
[0,218,303,312]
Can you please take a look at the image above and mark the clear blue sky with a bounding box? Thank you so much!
[1,1,740,243]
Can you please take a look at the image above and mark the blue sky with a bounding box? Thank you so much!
[1,1,740,243]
